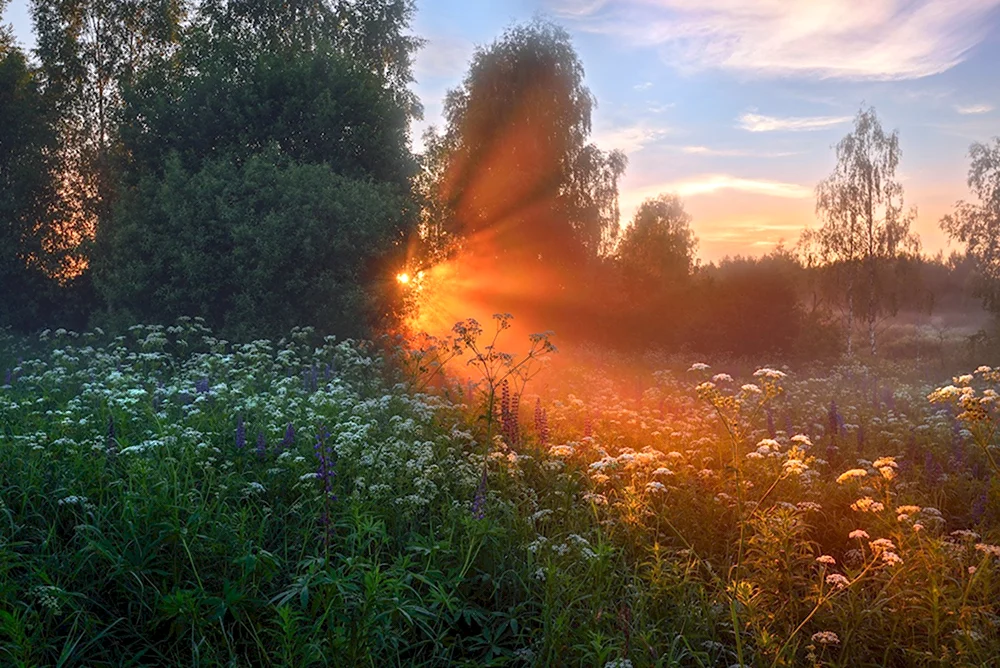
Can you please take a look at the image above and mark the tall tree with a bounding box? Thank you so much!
[30,0,187,273]
[0,34,73,329]
[92,41,417,338]
[616,193,697,294]
[435,20,626,274]
[940,138,1000,311]
[197,0,422,119]
[813,106,919,356]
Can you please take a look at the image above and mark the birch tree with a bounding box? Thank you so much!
[940,138,1000,311]
[813,107,919,357]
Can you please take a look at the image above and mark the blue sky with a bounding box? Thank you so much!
[6,0,1000,260]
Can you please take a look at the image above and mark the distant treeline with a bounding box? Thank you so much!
[2,2,998,360]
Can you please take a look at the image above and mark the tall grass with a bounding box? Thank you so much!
[2,320,1000,665]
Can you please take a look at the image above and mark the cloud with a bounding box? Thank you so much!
[955,103,995,115]
[621,174,812,209]
[593,122,672,153]
[633,81,654,90]
[737,112,852,132]
[680,145,797,157]
[550,0,1000,80]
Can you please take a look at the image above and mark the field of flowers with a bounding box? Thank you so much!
[2,317,1000,666]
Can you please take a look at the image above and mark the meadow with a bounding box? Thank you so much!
[2,316,1000,667]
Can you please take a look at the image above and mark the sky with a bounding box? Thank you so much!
[6,0,1000,261]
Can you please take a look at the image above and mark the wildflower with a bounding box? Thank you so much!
[604,660,634,668]
[549,445,575,457]
[880,551,903,566]
[849,529,870,540]
[791,434,813,447]
[896,505,921,515]
[235,416,246,450]
[797,501,822,512]
[472,467,488,520]
[688,363,710,372]
[277,423,295,454]
[712,373,733,383]
[646,481,667,493]
[816,555,836,565]
[975,543,1000,558]
[757,438,780,451]
[969,566,977,575]
[873,456,897,470]
[951,530,980,541]
[837,468,867,484]
[783,458,808,476]
[582,492,608,506]
[246,482,265,494]
[741,383,762,394]
[811,631,840,646]
[869,538,897,552]
[913,523,924,532]
[652,467,675,477]
[256,431,267,459]
[851,497,884,513]
[826,574,850,590]
[754,367,787,380]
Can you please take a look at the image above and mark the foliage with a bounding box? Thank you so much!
[6,323,1000,665]
[940,138,1000,311]
[0,42,89,331]
[616,194,697,295]
[431,19,627,270]
[92,42,417,339]
[94,150,411,340]
[809,106,920,357]
[196,0,422,118]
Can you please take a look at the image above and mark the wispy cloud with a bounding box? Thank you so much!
[737,112,852,132]
[955,103,995,115]
[593,122,672,153]
[633,81,654,90]
[680,145,797,157]
[622,174,812,204]
[550,0,1000,80]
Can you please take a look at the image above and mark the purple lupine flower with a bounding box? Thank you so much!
[584,415,593,439]
[784,413,794,439]
[236,416,246,450]
[314,427,336,499]
[827,400,839,438]
[972,491,988,523]
[856,422,865,448]
[256,431,267,459]
[766,408,776,438]
[314,427,337,546]
[471,467,488,520]
[534,398,550,447]
[2,368,10,387]
[277,423,295,455]
[195,377,210,394]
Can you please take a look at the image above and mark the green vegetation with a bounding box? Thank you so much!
[3,321,1000,665]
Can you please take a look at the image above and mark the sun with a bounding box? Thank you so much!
[396,272,411,285]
